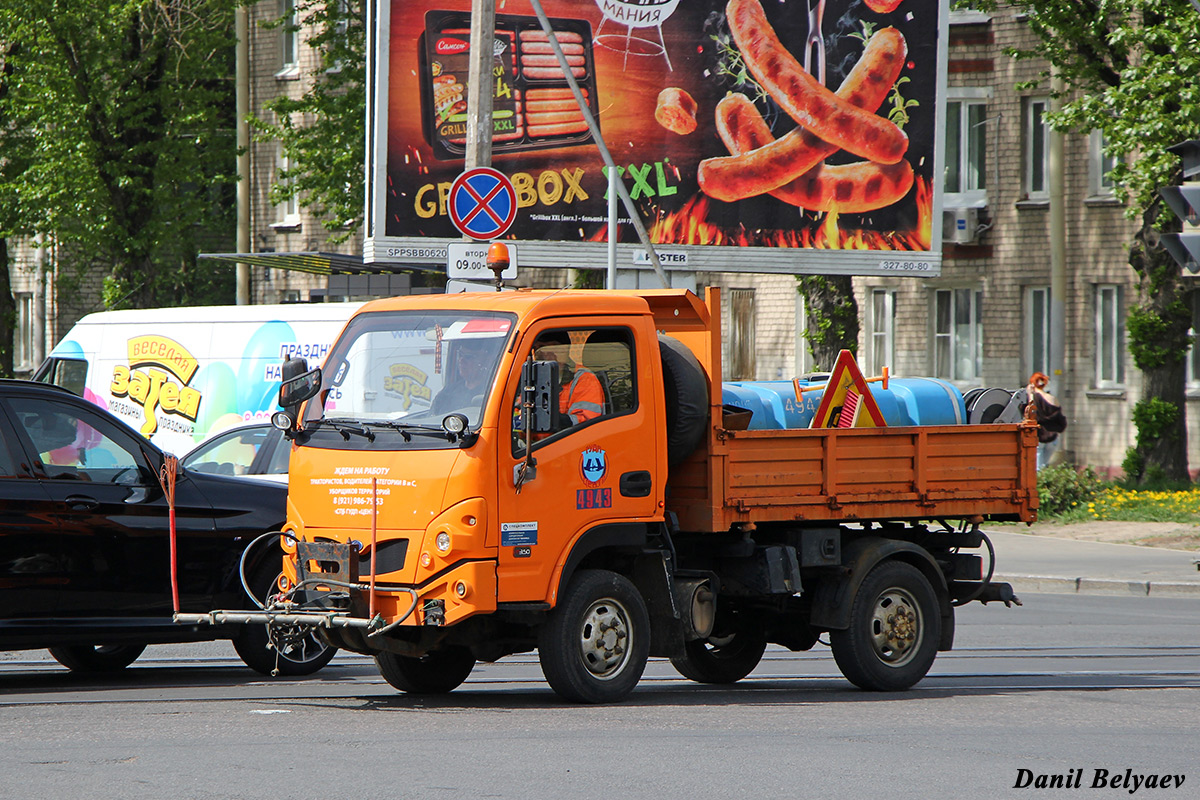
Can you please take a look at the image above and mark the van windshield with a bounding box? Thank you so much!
[310,309,515,431]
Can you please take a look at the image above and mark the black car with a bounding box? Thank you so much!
[181,423,289,482]
[0,380,334,675]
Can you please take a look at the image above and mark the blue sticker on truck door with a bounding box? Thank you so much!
[577,446,612,509]
[501,521,538,547]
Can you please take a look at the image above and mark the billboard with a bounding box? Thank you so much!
[365,0,948,276]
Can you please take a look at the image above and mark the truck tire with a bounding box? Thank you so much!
[48,644,146,673]
[538,569,650,703]
[829,560,940,691]
[233,566,338,676]
[375,647,476,694]
[670,630,767,684]
[658,334,708,468]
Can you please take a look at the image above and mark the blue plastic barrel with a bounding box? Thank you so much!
[722,377,965,429]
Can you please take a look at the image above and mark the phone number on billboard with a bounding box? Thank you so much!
[879,260,933,272]
[388,246,447,260]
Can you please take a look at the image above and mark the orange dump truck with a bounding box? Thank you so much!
[179,287,1038,702]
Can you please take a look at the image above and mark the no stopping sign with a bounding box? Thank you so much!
[448,167,517,240]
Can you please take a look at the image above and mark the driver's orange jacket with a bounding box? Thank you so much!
[561,368,603,424]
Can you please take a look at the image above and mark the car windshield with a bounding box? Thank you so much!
[311,309,515,430]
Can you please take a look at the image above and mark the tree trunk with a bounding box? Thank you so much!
[797,274,860,371]
[1127,189,1191,483]
[0,239,14,377]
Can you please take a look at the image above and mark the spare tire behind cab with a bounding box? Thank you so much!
[658,333,708,469]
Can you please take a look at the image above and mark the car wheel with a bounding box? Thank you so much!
[48,644,147,673]
[829,560,941,691]
[375,647,477,694]
[537,569,650,704]
[233,567,338,676]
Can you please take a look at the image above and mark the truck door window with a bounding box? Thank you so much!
[513,327,635,454]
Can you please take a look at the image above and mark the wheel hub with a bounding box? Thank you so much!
[870,588,922,667]
[578,600,631,679]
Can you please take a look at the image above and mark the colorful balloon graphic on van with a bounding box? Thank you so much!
[237,321,296,415]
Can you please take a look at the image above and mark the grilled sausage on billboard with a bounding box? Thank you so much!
[698,25,907,202]
[726,0,908,164]
[655,88,699,135]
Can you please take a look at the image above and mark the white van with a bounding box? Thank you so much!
[34,302,362,456]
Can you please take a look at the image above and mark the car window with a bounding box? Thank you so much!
[0,425,15,476]
[183,426,274,477]
[9,397,145,482]
[263,431,290,474]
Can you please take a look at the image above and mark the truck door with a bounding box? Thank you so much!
[496,320,659,604]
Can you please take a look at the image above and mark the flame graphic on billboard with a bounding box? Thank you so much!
[607,176,933,250]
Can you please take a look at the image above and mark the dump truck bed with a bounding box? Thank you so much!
[667,422,1040,531]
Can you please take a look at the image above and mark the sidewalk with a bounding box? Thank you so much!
[986,524,1200,598]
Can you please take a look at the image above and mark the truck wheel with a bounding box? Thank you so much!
[671,630,767,684]
[233,567,338,676]
[48,644,146,673]
[538,569,650,703]
[375,647,476,694]
[829,560,940,691]
[658,334,708,468]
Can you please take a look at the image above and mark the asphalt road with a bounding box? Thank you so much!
[2,592,1197,800]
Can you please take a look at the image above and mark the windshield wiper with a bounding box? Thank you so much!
[365,421,453,442]
[315,417,375,441]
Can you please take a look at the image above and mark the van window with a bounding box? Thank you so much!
[35,358,89,397]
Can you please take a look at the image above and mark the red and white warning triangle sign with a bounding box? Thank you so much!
[809,350,887,429]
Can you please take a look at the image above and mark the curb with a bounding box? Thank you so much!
[999,574,1200,599]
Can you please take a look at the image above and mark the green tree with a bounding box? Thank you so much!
[251,0,365,242]
[980,0,1200,483]
[0,42,22,374]
[797,275,860,370]
[0,0,238,311]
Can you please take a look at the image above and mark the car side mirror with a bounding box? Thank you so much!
[276,357,321,429]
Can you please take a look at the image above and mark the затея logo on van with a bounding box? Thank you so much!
[110,335,202,436]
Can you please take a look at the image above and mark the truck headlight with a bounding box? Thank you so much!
[435,531,452,553]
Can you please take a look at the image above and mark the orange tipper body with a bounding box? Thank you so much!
[269,286,1037,703]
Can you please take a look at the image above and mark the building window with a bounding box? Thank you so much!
[1089,129,1117,198]
[1094,284,1125,388]
[728,288,756,380]
[944,95,989,207]
[1025,286,1051,379]
[275,146,300,226]
[1187,292,1200,390]
[868,289,895,376]
[1024,97,1050,200]
[279,0,299,75]
[14,293,33,372]
[933,288,982,382]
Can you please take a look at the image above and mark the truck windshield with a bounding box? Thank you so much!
[309,309,515,431]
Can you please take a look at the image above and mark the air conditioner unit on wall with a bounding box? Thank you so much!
[942,207,980,244]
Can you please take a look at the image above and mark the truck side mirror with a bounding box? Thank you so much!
[520,359,560,434]
[276,356,321,429]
